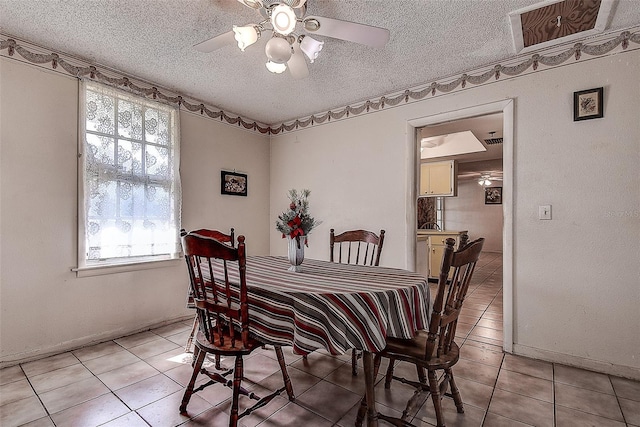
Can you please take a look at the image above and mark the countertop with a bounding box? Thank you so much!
[416,229,467,235]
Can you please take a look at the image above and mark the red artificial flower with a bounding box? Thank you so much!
[287,215,305,238]
[287,215,302,229]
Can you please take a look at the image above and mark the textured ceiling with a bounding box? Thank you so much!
[1,0,639,125]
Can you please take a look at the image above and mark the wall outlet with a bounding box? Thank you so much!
[539,205,552,220]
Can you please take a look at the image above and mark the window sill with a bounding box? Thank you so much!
[73,257,183,278]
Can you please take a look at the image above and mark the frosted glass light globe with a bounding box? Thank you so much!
[271,4,296,35]
[266,61,287,73]
[265,37,292,64]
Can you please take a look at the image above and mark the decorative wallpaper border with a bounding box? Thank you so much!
[2,29,639,135]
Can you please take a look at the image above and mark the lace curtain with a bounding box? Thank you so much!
[80,80,181,264]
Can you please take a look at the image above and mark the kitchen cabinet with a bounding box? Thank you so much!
[419,160,457,197]
[416,235,428,278]
[416,230,467,280]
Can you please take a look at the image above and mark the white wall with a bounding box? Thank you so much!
[180,113,271,255]
[269,112,411,265]
[445,180,503,252]
[270,51,640,378]
[0,58,271,366]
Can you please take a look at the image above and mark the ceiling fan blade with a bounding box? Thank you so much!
[193,31,236,53]
[288,42,309,80]
[303,16,390,48]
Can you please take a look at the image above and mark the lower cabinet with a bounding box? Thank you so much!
[416,236,428,278]
[427,232,466,279]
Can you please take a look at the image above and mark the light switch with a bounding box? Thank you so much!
[538,205,552,220]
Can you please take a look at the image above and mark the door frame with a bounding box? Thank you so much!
[406,99,514,352]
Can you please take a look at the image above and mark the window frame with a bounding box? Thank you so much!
[76,80,182,275]
[435,196,444,231]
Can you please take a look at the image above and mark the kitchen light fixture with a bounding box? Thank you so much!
[478,178,492,186]
[420,130,486,160]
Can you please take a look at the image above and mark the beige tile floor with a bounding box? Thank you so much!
[2,252,639,426]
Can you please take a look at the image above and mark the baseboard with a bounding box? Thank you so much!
[0,315,193,369]
[512,343,640,381]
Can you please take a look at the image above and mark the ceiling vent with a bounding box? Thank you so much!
[484,137,503,145]
[509,0,614,53]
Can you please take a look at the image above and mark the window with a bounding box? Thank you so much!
[435,196,444,231]
[78,81,181,269]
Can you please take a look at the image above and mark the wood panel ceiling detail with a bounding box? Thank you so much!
[521,0,601,48]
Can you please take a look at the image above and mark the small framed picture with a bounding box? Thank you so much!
[485,187,502,205]
[573,87,603,121]
[221,170,247,196]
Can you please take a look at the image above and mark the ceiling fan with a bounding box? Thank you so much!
[194,0,390,79]
[477,173,503,186]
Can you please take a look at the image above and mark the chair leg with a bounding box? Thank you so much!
[229,356,243,427]
[352,349,358,376]
[417,365,427,385]
[189,346,200,368]
[428,370,445,427]
[180,346,206,414]
[446,368,464,414]
[373,353,382,377]
[274,346,295,401]
[384,357,396,389]
[185,314,198,353]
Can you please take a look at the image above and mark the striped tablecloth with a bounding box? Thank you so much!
[212,256,431,356]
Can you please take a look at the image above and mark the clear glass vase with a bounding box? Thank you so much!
[287,235,306,272]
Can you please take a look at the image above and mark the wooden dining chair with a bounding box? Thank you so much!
[182,228,235,355]
[329,228,385,375]
[179,232,295,426]
[356,237,485,427]
[330,228,385,267]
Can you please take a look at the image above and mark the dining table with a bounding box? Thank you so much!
[207,255,431,427]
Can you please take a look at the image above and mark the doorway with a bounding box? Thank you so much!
[406,99,514,352]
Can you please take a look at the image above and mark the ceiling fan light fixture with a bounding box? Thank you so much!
[282,0,307,8]
[303,18,320,32]
[271,4,297,35]
[299,35,323,62]
[266,60,287,73]
[236,0,263,9]
[233,25,260,51]
[265,36,292,63]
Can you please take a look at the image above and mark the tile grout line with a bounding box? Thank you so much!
[607,374,629,426]
[479,352,506,426]
[19,363,54,423]
[552,362,556,427]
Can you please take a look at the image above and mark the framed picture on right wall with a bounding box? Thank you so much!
[485,187,502,205]
[573,87,604,121]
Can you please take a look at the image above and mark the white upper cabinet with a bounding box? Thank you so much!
[419,160,458,197]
